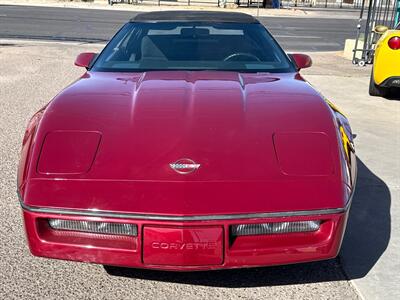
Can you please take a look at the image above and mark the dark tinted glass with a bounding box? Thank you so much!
[92,22,295,73]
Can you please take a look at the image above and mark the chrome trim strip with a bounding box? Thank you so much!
[18,192,352,221]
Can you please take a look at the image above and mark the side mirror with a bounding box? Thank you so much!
[374,25,389,34]
[290,53,312,70]
[74,52,96,69]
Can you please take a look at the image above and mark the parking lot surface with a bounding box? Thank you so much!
[0,40,398,299]
[303,54,400,300]
[0,5,358,51]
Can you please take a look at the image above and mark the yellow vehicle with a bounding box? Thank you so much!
[370,24,400,97]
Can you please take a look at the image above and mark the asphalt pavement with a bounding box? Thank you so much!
[0,4,399,300]
[0,39,362,300]
[0,5,358,51]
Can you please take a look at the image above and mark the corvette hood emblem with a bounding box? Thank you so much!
[169,158,200,174]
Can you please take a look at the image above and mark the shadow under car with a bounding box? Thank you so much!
[104,157,391,288]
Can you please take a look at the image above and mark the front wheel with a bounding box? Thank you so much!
[369,72,388,97]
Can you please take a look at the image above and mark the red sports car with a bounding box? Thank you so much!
[18,11,357,271]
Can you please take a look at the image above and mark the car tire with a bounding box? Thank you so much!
[369,71,388,97]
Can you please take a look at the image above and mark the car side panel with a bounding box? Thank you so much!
[17,108,45,190]
[374,30,400,85]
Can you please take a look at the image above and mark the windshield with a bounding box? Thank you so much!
[91,22,296,73]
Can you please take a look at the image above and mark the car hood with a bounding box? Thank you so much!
[23,71,345,215]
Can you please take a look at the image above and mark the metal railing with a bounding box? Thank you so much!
[353,0,399,66]
[109,0,368,7]
[282,0,366,8]
[109,0,222,6]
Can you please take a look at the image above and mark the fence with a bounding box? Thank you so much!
[282,0,366,8]
[118,0,221,6]
[353,0,399,66]
[112,0,367,8]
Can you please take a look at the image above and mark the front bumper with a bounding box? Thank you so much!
[380,76,400,88]
[21,205,349,271]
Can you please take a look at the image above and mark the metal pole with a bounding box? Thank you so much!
[362,0,377,62]
[388,0,396,27]
[352,0,367,64]
[381,0,390,27]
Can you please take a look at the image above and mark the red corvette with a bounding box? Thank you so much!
[18,11,356,271]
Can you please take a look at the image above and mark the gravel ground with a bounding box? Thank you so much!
[0,40,361,299]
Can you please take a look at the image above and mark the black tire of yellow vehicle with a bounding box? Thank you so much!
[369,71,388,97]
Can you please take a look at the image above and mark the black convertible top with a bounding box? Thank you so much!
[130,11,259,24]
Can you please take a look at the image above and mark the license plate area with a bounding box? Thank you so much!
[143,226,224,266]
